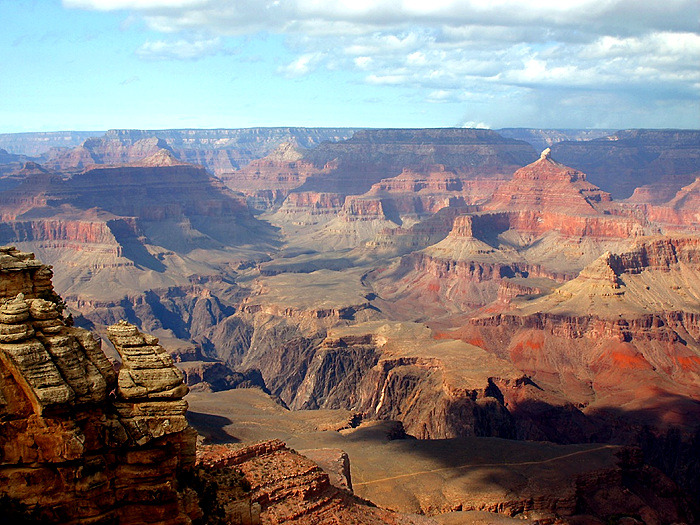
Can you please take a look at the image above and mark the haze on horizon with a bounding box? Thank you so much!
[1,0,698,133]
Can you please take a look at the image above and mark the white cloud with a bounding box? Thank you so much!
[64,0,700,126]
[135,37,224,60]
[460,120,491,129]
[278,52,324,77]
[353,56,372,69]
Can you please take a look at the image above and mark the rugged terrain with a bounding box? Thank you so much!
[1,127,699,523]
[0,248,436,524]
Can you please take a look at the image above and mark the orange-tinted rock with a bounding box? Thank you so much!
[645,176,700,228]
[0,253,200,524]
[197,440,434,525]
[487,149,613,215]
[463,236,700,434]
[221,142,325,210]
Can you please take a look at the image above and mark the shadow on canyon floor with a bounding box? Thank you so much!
[185,411,239,444]
[185,388,700,518]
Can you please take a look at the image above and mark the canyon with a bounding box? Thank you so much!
[0,127,698,523]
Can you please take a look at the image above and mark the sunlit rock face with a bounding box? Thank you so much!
[41,128,358,175]
[0,248,200,524]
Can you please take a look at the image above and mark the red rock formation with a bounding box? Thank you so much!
[460,236,700,434]
[220,142,325,210]
[0,250,200,523]
[370,152,648,317]
[341,166,505,222]
[197,440,432,524]
[487,148,613,215]
[645,176,700,228]
[297,128,536,196]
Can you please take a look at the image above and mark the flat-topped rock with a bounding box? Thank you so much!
[108,320,189,400]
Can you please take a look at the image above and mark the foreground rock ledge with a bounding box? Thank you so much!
[0,247,198,523]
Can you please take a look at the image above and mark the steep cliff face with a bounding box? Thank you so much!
[220,142,324,211]
[41,128,357,175]
[0,249,200,523]
[644,176,700,228]
[551,129,700,199]
[339,166,504,221]
[487,149,614,215]
[460,237,700,435]
[297,128,537,195]
[197,440,433,525]
[369,152,648,316]
[0,247,55,300]
[292,322,526,440]
[0,154,278,350]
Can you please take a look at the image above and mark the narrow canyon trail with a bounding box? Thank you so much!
[353,444,619,487]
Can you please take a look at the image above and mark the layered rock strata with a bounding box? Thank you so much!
[456,237,700,439]
[551,129,700,199]
[41,128,356,175]
[197,439,434,525]
[0,255,200,523]
[370,151,648,316]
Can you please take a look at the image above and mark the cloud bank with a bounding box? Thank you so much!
[64,0,700,127]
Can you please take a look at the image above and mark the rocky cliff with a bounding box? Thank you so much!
[197,440,433,525]
[0,247,453,524]
[551,129,700,199]
[0,248,200,523]
[643,176,700,229]
[497,128,615,152]
[297,128,536,195]
[0,154,278,355]
[368,152,646,317]
[41,128,357,175]
[455,236,700,456]
[487,148,614,215]
[220,142,324,211]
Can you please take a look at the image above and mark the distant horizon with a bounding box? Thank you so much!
[1,1,698,134]
[3,125,700,136]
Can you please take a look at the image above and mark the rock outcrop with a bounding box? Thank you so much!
[369,152,646,317]
[0,246,55,301]
[0,253,200,523]
[295,128,536,196]
[197,439,434,525]
[487,147,614,215]
[0,155,278,359]
[457,236,700,442]
[644,176,700,229]
[220,142,323,211]
[0,248,446,524]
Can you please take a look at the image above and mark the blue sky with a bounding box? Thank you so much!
[1,0,698,132]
